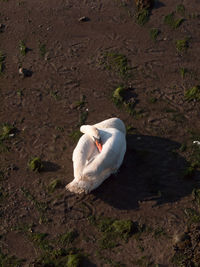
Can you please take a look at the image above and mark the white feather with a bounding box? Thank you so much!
[66,118,126,194]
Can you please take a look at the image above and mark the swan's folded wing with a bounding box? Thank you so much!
[82,130,126,179]
[72,134,98,179]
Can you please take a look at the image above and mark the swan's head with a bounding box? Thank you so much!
[80,125,102,152]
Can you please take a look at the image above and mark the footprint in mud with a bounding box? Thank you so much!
[63,193,95,221]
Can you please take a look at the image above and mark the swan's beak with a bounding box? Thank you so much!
[95,140,102,152]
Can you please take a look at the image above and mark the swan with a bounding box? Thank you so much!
[66,118,126,194]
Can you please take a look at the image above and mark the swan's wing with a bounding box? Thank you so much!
[94,118,126,135]
[83,129,126,179]
[72,134,98,179]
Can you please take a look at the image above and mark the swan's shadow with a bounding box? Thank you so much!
[92,134,199,210]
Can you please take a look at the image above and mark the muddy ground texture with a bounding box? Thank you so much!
[1,0,200,266]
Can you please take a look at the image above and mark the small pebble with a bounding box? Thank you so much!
[193,140,200,145]
[78,16,90,22]
[44,52,50,61]
[18,67,32,77]
[19,67,24,76]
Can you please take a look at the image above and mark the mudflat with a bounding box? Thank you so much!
[0,0,200,266]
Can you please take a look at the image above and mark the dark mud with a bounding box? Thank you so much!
[1,0,200,266]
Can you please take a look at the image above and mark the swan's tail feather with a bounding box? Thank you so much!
[65,181,86,194]
[66,171,111,194]
[65,178,93,194]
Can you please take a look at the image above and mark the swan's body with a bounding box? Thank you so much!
[66,118,126,194]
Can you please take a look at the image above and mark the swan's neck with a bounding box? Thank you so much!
[80,125,102,152]
[80,125,92,135]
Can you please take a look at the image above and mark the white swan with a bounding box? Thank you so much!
[66,118,126,194]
